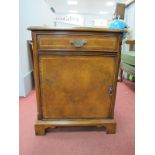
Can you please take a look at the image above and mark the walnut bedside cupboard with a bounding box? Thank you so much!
[28,27,126,135]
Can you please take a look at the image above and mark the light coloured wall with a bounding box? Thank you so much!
[122,2,135,52]
[125,2,135,39]
[19,0,55,96]
[55,14,110,27]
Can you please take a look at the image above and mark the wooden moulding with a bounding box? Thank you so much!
[28,26,127,33]
[35,119,116,135]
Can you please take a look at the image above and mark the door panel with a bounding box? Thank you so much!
[39,55,115,119]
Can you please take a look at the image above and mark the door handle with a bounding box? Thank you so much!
[108,85,113,96]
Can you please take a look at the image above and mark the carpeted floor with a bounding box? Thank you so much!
[19,81,135,155]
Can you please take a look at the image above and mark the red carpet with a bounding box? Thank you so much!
[20,81,135,155]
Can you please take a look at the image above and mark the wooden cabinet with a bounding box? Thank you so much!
[28,27,125,135]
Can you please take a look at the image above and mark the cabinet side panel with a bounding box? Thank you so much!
[32,32,43,119]
[109,34,123,117]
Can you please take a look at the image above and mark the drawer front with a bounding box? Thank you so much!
[39,55,115,119]
[37,34,118,52]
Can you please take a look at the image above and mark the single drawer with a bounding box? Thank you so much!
[37,34,119,52]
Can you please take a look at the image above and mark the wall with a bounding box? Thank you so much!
[121,2,135,52]
[19,0,55,96]
[125,2,135,39]
[55,14,110,27]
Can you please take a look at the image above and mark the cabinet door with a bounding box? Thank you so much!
[39,55,116,119]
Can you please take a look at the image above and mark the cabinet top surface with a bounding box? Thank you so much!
[28,26,127,33]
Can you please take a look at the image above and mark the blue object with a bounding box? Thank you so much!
[108,19,127,29]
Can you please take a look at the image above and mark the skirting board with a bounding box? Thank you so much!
[19,70,34,97]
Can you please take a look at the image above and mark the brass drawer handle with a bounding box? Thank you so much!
[70,39,87,48]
